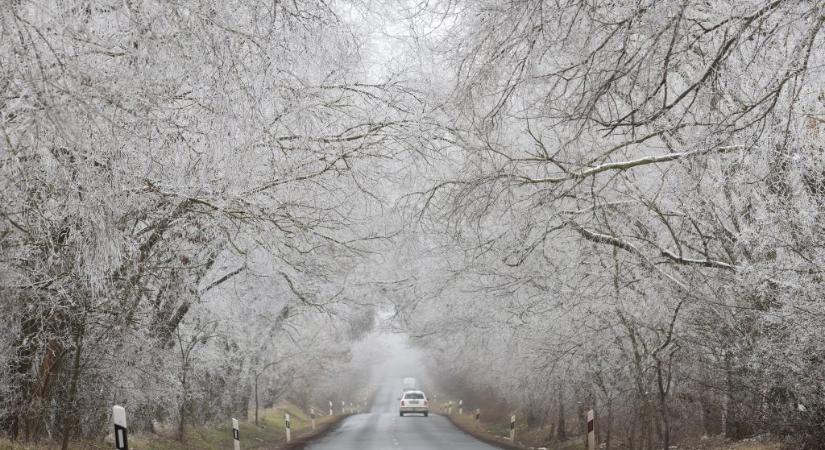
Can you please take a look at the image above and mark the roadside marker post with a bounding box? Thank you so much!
[448,401,453,415]
[329,401,333,416]
[587,409,595,450]
[113,405,128,450]
[475,408,480,422]
[285,413,291,443]
[310,407,316,431]
[509,414,516,442]
[459,400,463,415]
[232,418,240,450]
[341,401,345,414]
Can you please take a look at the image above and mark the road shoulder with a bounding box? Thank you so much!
[441,413,525,450]
[284,413,352,450]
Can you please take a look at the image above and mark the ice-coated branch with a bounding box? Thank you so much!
[520,145,744,184]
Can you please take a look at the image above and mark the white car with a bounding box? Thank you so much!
[399,390,428,417]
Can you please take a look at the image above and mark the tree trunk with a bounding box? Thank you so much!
[27,338,64,442]
[177,373,189,441]
[724,350,753,439]
[60,323,85,450]
[556,388,566,441]
[656,360,671,450]
[254,374,259,426]
[605,397,612,450]
[177,399,187,441]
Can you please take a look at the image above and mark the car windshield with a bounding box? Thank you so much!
[404,393,425,399]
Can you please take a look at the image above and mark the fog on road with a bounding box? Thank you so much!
[306,335,502,450]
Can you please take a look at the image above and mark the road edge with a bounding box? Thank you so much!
[440,413,526,450]
[283,413,352,449]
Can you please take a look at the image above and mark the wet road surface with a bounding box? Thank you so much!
[306,336,502,450]
[306,381,503,450]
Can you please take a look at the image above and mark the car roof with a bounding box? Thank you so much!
[403,390,426,395]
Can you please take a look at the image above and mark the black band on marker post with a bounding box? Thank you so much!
[114,424,128,450]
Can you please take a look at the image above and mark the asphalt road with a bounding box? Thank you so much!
[306,337,503,450]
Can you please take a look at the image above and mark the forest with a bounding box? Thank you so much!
[1,1,823,449]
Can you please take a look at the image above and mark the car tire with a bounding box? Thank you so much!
[424,412,429,417]
[399,412,404,417]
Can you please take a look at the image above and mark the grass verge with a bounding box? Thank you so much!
[442,412,525,450]
[437,406,780,450]
[0,403,347,450]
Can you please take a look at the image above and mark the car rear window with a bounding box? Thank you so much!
[404,393,425,399]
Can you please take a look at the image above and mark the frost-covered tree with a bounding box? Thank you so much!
[398,1,825,448]
[0,0,424,445]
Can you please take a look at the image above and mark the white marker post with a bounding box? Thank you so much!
[232,418,240,450]
[285,413,291,443]
[448,401,453,415]
[587,409,595,450]
[475,408,480,422]
[310,407,316,431]
[113,405,128,450]
[509,414,516,442]
[341,401,345,414]
[329,401,333,416]
[459,400,463,415]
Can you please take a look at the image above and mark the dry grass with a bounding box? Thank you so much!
[728,444,781,450]
[679,435,782,450]
[0,403,340,450]
[432,390,782,450]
